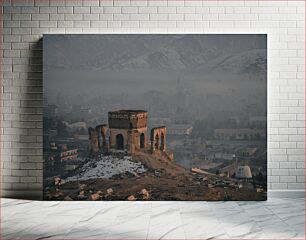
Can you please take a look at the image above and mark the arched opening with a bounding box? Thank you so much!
[101,132,106,147]
[160,132,165,151]
[155,134,159,150]
[116,134,124,150]
[140,133,145,148]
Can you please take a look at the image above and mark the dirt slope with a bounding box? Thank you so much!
[44,151,266,201]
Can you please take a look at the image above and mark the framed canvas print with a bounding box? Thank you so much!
[43,34,267,201]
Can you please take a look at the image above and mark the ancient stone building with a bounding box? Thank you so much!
[108,110,148,154]
[88,110,169,157]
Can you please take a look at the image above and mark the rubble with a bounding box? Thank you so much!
[65,154,146,182]
[64,196,73,201]
[106,188,113,195]
[44,147,266,201]
[90,191,103,201]
[140,188,150,200]
[54,177,65,187]
[127,195,136,201]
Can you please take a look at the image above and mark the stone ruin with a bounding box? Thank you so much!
[88,110,170,158]
[88,124,108,155]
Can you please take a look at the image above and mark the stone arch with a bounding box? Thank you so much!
[116,134,124,150]
[88,127,99,155]
[150,126,166,152]
[160,132,165,151]
[140,133,145,148]
[155,134,159,150]
[95,124,108,149]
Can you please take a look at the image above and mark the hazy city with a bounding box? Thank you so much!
[43,34,267,200]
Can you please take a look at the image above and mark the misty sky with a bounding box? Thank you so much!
[43,34,267,123]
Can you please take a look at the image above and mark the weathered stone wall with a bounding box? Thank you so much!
[150,126,166,152]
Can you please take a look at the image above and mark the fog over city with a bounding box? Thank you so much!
[44,34,267,125]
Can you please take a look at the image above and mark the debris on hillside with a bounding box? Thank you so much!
[65,154,147,182]
[140,188,150,200]
[127,195,136,201]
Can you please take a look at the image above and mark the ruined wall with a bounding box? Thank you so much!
[88,124,108,155]
[108,111,148,129]
[109,128,129,150]
[96,124,108,149]
[88,127,99,155]
[127,130,139,155]
[150,127,167,152]
[108,110,148,151]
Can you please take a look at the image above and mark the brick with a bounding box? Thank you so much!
[185,14,202,21]
[21,7,39,13]
[4,176,20,183]
[177,7,196,14]
[90,21,107,28]
[121,20,139,28]
[280,162,296,169]
[74,7,90,14]
[31,13,49,20]
[83,0,99,6]
[271,183,287,189]
[39,21,57,28]
[83,13,99,20]
[158,7,176,14]
[148,0,167,6]
[65,0,82,6]
[130,13,149,21]
[21,20,39,27]
[74,21,90,28]
[49,0,65,6]
[121,7,138,14]
[139,21,158,28]
[57,7,73,14]
[12,0,34,7]
[138,7,157,14]
[288,183,305,189]
[65,14,83,21]
[272,168,289,176]
[103,7,121,14]
[50,14,65,20]
[12,13,32,20]
[35,0,49,6]
[280,176,296,183]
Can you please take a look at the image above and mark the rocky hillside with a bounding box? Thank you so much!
[44,150,266,201]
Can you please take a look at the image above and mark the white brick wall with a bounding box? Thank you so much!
[1,0,305,199]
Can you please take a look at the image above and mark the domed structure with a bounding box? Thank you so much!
[235,166,252,179]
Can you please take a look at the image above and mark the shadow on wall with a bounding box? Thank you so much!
[4,38,44,200]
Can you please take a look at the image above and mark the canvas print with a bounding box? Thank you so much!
[43,34,267,201]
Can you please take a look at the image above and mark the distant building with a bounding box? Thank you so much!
[47,104,58,118]
[235,166,252,180]
[229,116,241,126]
[60,145,78,161]
[88,110,168,156]
[73,134,89,141]
[108,110,148,153]
[237,147,258,157]
[214,153,235,160]
[68,121,87,129]
[214,128,266,140]
[167,124,193,136]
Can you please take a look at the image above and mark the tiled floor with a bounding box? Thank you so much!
[1,198,305,239]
